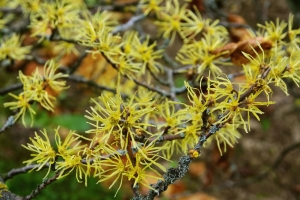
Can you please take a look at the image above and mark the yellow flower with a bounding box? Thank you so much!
[181,6,205,40]
[155,0,188,43]
[56,155,88,185]
[206,123,241,155]
[44,59,69,91]
[177,34,228,77]
[134,138,169,172]
[128,162,163,192]
[122,31,164,74]
[115,55,141,78]
[22,129,56,178]
[86,29,122,63]
[140,0,164,16]
[55,127,86,158]
[257,18,287,43]
[4,93,36,126]
[0,34,31,61]
[85,94,123,143]
[242,92,275,126]
[96,153,131,197]
[4,60,69,126]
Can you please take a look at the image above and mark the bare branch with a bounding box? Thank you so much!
[0,83,23,96]
[67,75,120,95]
[3,164,49,182]
[0,176,22,200]
[0,116,15,134]
[112,14,145,34]
[23,173,59,200]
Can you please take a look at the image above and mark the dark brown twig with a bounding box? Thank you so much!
[23,173,59,200]
[67,75,121,96]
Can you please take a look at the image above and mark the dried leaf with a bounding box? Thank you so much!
[189,0,205,12]
[213,37,272,66]
[227,14,251,42]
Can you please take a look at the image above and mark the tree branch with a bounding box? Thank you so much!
[0,116,15,134]
[0,83,23,96]
[23,173,59,200]
[3,164,49,182]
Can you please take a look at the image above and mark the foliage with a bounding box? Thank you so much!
[0,0,300,199]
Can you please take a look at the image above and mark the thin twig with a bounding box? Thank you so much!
[134,133,185,144]
[23,173,60,200]
[172,65,195,75]
[91,1,139,13]
[67,75,121,96]
[131,77,173,98]
[0,176,22,200]
[0,7,22,14]
[0,116,15,134]
[112,14,145,34]
[100,52,173,98]
[148,69,170,86]
[68,52,88,74]
[0,83,23,96]
[3,164,50,182]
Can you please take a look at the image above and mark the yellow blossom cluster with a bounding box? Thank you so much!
[4,60,68,126]
[1,0,300,198]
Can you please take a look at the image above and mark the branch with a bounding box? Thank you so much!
[131,77,173,98]
[134,133,185,143]
[0,83,23,96]
[67,75,124,96]
[0,116,15,134]
[0,177,22,200]
[135,65,272,199]
[112,14,145,34]
[100,52,174,98]
[0,7,22,14]
[23,173,59,200]
[90,1,139,13]
[68,52,88,74]
[133,156,192,200]
[3,164,49,182]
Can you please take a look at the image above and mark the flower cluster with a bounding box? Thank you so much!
[0,34,31,61]
[4,60,68,126]
[2,0,300,198]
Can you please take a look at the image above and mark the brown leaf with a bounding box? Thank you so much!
[213,37,273,66]
[227,14,251,42]
[189,0,205,12]
[212,42,239,58]
[230,37,272,66]
[76,53,118,83]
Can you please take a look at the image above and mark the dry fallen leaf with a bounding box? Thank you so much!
[227,14,252,42]
[213,36,272,66]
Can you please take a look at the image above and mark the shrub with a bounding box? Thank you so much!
[0,0,299,199]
